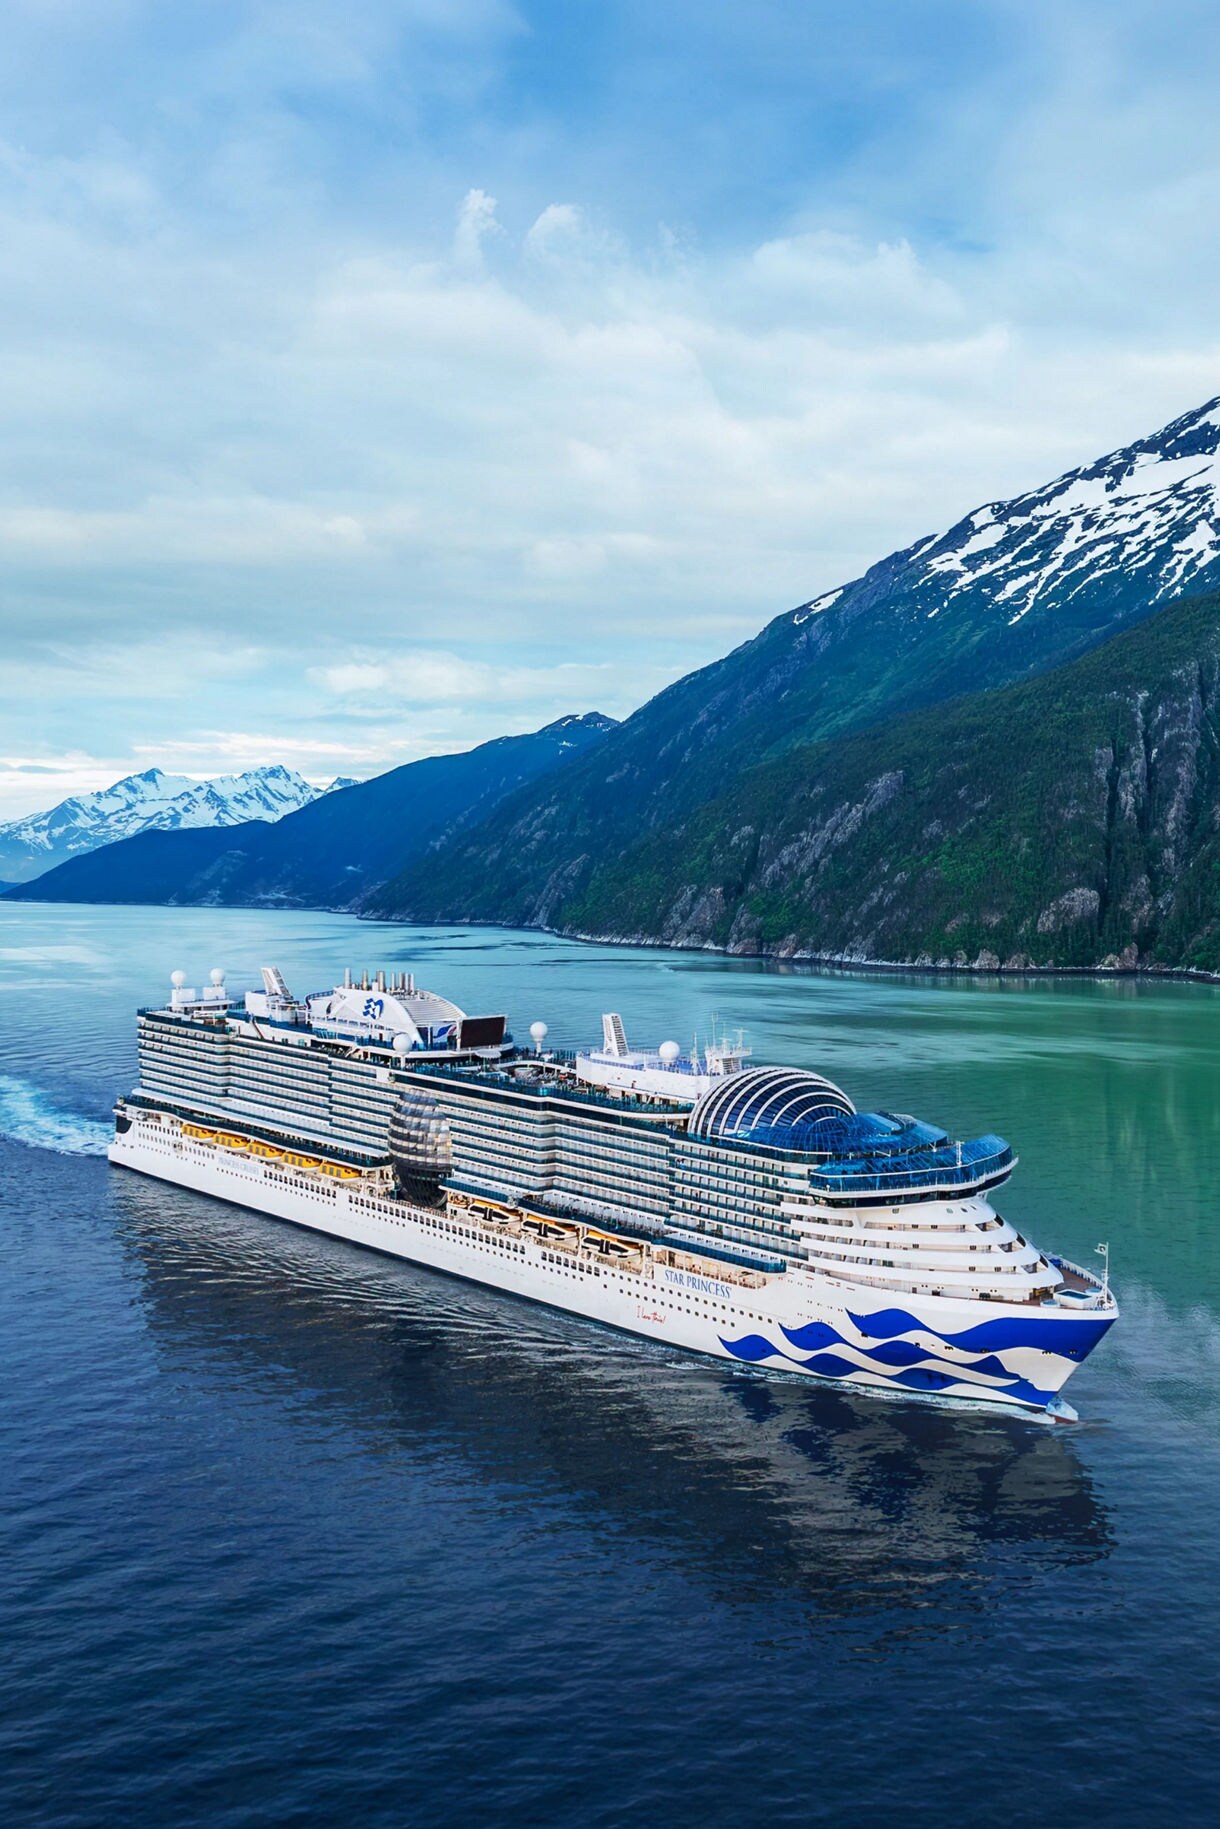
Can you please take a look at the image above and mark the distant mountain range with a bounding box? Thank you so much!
[3,716,616,910]
[12,395,1220,972]
[0,765,352,884]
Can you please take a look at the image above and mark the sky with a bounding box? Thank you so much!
[2,0,1219,819]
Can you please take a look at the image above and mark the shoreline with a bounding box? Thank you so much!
[557,929,1220,986]
[368,907,1220,986]
[9,891,1220,985]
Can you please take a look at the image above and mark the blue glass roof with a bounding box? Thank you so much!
[688,1067,855,1146]
[687,1069,1012,1194]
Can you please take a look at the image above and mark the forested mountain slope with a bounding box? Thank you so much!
[380,590,1220,973]
[369,397,1220,931]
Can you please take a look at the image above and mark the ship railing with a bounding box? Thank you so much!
[575,1050,706,1075]
[1054,1255,1102,1284]
[417,1061,688,1122]
[1051,1256,1114,1305]
[806,1141,1014,1196]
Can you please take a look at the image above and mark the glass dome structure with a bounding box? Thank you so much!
[388,1081,452,1206]
[687,1067,855,1150]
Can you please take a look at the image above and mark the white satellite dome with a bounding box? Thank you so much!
[392,1033,412,1054]
[209,967,226,986]
[658,1040,681,1063]
[529,1021,549,1051]
[170,969,186,988]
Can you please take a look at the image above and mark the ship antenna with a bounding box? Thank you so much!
[1095,1241,1110,1303]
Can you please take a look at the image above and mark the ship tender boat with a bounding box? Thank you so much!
[109,964,1118,1419]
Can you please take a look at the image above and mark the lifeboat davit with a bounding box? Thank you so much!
[523,1216,578,1243]
[582,1228,637,1258]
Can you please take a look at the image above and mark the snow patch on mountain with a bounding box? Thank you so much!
[0,765,337,883]
[789,395,1220,641]
[915,397,1220,620]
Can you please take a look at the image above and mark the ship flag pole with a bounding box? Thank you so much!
[1095,1241,1110,1302]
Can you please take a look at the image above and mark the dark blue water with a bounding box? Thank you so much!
[3,904,1219,1825]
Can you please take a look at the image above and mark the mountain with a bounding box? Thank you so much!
[4,715,616,909]
[368,396,1220,933]
[499,588,1220,972]
[0,765,331,884]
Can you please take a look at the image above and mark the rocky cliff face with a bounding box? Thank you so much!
[513,591,1220,972]
[369,396,1220,936]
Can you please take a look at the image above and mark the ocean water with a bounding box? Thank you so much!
[2,901,1218,1826]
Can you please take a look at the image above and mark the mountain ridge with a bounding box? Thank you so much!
[365,395,1220,931]
[4,715,616,909]
[377,588,1220,974]
[0,764,340,883]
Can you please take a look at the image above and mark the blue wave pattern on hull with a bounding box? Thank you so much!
[845,1308,1115,1360]
[718,1330,1057,1407]
[715,1306,1113,1409]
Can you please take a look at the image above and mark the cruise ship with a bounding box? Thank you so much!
[110,965,1118,1419]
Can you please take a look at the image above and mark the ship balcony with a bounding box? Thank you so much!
[800,1234,1047,1276]
[801,1251,1060,1294]
[790,1206,1026,1247]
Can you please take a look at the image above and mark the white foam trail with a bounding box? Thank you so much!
[0,1076,111,1156]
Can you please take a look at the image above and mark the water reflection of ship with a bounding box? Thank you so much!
[113,1174,1112,1628]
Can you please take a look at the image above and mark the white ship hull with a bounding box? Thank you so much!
[110,1117,1112,1417]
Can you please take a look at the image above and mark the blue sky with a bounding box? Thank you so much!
[2,0,1219,816]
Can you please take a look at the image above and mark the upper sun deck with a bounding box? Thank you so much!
[144,963,509,1063]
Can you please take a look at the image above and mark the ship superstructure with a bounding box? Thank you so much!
[111,965,1117,1417]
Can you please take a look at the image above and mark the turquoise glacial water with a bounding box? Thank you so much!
[1,900,1218,1824]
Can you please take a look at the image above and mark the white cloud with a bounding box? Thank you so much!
[523,203,625,272]
[309,649,651,708]
[453,186,504,271]
[0,1,1219,812]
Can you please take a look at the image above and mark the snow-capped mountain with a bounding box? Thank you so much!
[354,393,1220,938]
[795,394,1220,637]
[0,766,340,883]
[4,714,618,909]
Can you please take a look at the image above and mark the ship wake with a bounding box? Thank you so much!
[0,1075,111,1156]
